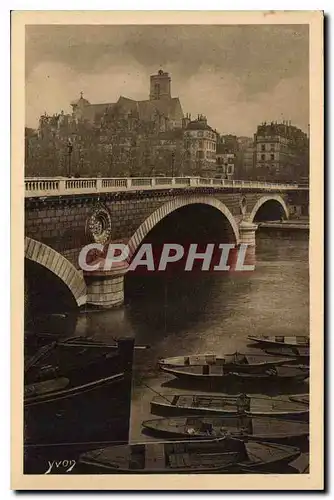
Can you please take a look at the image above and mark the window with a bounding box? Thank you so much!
[198,131,203,137]
[270,153,275,160]
[261,154,265,161]
[261,144,265,151]
[270,143,275,151]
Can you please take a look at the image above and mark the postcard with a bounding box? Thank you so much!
[11,10,323,490]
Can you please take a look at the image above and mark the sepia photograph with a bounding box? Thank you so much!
[11,10,323,490]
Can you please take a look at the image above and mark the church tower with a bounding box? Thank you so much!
[149,70,171,100]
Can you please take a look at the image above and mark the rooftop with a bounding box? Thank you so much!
[70,92,91,107]
[186,116,215,132]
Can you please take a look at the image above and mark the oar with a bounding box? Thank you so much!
[59,342,150,350]
[136,377,174,405]
[24,342,57,373]
[59,337,150,350]
[26,332,150,350]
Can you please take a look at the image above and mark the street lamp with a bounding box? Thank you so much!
[171,151,175,178]
[67,138,73,177]
[76,149,84,177]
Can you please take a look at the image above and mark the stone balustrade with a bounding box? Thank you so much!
[24,176,306,198]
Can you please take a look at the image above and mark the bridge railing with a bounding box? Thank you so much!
[24,176,304,197]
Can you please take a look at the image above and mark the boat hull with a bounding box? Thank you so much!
[264,347,309,364]
[150,395,309,421]
[151,402,309,420]
[142,416,309,442]
[78,439,301,474]
[158,353,295,374]
[248,335,309,348]
[160,365,309,384]
[24,373,131,448]
[288,394,309,405]
[289,452,310,473]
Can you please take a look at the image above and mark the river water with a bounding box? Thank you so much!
[27,230,309,446]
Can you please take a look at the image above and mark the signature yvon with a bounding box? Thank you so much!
[45,459,76,474]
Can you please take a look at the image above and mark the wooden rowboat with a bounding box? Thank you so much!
[24,372,125,407]
[24,337,134,447]
[264,346,309,364]
[79,437,300,473]
[248,335,309,348]
[289,452,309,473]
[160,364,309,383]
[142,415,309,442]
[150,394,309,420]
[158,352,295,373]
[288,394,309,406]
[25,337,135,387]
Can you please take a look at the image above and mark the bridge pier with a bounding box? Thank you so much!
[238,220,258,266]
[239,220,258,247]
[84,264,128,309]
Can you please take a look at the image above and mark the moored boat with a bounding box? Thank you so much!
[289,452,309,473]
[264,345,309,362]
[158,352,295,374]
[264,346,309,368]
[150,393,309,420]
[230,365,309,382]
[160,363,309,383]
[24,337,135,447]
[78,437,300,473]
[24,372,125,407]
[248,335,309,348]
[288,394,309,406]
[25,336,135,387]
[142,415,309,442]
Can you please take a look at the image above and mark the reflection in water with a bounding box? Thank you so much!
[125,235,309,362]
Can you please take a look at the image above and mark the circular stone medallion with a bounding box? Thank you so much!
[86,205,112,244]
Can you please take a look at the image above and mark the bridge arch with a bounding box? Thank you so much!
[127,195,240,258]
[25,237,87,307]
[248,195,289,223]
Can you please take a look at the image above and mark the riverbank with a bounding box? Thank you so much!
[258,219,309,231]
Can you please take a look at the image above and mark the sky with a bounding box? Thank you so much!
[26,24,309,136]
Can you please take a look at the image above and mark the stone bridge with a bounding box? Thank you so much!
[24,176,309,311]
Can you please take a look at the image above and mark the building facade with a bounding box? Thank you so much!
[215,135,239,179]
[215,150,235,179]
[183,115,217,177]
[254,121,309,182]
[70,70,184,131]
[26,71,188,177]
[235,137,255,180]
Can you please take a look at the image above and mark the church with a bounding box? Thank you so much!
[70,70,184,132]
